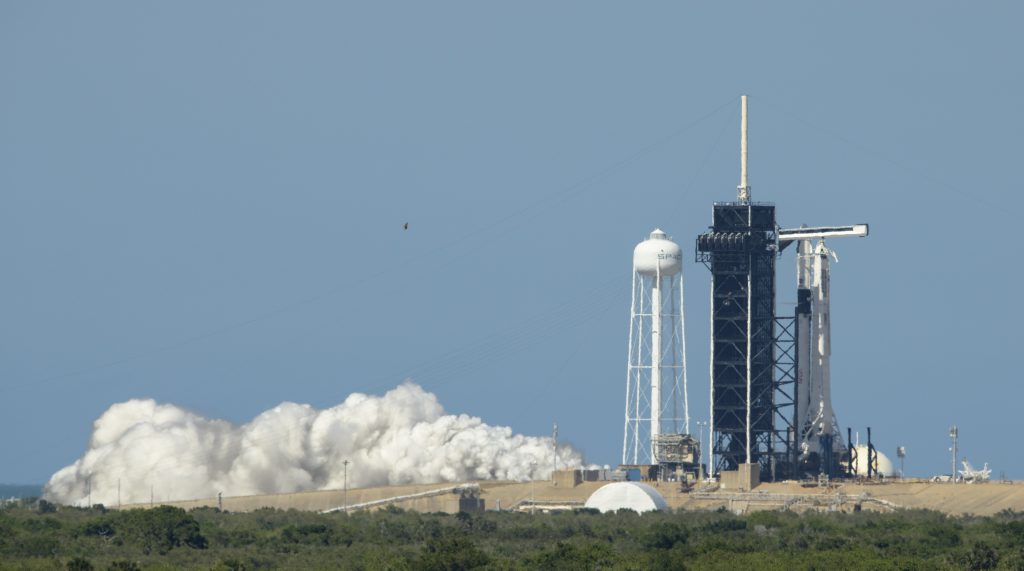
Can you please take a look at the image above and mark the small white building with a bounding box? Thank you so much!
[584,482,668,514]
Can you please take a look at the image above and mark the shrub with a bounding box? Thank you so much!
[37,499,58,514]
[957,542,1000,570]
[415,537,489,571]
[118,506,208,553]
[643,522,689,550]
[530,541,617,570]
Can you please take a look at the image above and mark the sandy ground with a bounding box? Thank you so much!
[123,478,1024,516]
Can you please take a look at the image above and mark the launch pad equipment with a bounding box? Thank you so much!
[959,460,992,483]
[696,95,869,480]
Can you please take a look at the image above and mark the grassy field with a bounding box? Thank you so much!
[2,498,1022,570]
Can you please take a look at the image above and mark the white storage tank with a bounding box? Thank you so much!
[850,445,896,477]
[632,229,682,276]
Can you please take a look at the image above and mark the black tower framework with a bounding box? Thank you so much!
[773,314,798,479]
[697,202,791,479]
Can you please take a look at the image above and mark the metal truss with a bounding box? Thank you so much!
[697,202,780,479]
[622,270,688,466]
[771,316,798,480]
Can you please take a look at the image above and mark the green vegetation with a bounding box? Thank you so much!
[3,498,1024,569]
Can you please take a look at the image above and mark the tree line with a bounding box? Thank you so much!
[2,497,1021,569]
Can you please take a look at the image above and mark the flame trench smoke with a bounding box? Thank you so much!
[45,383,582,506]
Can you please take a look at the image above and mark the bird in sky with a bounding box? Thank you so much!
[404,222,409,230]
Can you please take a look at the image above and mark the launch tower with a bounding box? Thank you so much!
[696,96,869,481]
[696,97,787,477]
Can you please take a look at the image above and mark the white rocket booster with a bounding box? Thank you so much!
[796,239,843,458]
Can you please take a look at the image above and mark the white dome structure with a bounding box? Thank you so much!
[584,482,668,514]
[632,229,682,276]
[850,445,896,477]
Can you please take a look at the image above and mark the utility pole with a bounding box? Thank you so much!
[696,421,708,482]
[530,461,538,515]
[343,460,350,513]
[552,423,558,476]
[949,425,958,483]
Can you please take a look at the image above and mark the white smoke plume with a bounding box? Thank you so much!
[45,382,584,506]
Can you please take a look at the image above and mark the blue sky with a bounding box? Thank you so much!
[2,1,1022,484]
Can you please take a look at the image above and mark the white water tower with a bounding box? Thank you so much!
[622,229,690,465]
